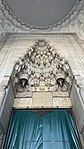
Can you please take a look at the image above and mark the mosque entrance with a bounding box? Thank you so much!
[3,40,82,148]
[4,110,82,149]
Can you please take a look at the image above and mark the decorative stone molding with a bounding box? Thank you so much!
[1,0,81,29]
[0,1,24,36]
[0,0,83,36]
[13,40,73,95]
[13,93,71,109]
[69,9,84,38]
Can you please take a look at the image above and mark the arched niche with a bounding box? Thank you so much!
[13,40,73,94]
[10,40,73,109]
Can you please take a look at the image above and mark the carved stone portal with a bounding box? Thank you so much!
[13,40,73,96]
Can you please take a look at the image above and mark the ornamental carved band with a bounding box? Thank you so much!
[13,40,73,94]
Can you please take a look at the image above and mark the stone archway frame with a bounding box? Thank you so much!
[12,40,73,109]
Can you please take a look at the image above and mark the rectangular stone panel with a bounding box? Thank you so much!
[13,98,32,109]
[32,92,53,108]
[53,97,71,108]
[13,92,72,109]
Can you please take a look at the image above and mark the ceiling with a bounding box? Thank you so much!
[4,0,77,28]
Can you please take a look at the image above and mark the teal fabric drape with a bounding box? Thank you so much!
[4,110,82,149]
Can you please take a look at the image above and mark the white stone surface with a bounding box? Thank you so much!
[32,92,53,108]
[0,0,84,39]
[13,95,71,109]
[53,97,71,108]
[14,98,32,109]
[0,33,84,146]
[0,33,84,86]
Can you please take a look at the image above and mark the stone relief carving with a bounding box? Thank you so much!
[0,0,83,38]
[69,10,84,35]
[0,0,24,34]
[13,40,73,94]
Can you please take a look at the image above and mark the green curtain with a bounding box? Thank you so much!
[4,110,82,149]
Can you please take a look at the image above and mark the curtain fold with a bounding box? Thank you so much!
[4,110,82,149]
